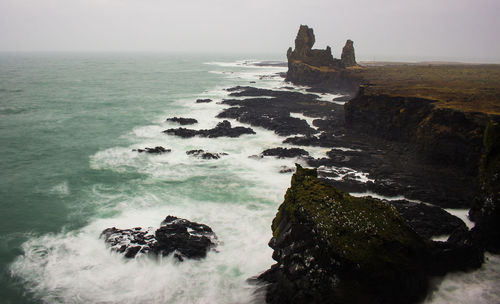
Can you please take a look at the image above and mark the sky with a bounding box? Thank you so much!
[1,0,499,62]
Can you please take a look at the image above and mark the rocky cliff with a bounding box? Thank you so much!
[258,165,482,304]
[345,87,492,174]
[345,88,500,251]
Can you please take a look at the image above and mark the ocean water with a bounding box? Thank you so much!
[0,53,498,304]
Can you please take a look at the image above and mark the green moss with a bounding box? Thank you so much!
[273,165,426,272]
[480,122,500,195]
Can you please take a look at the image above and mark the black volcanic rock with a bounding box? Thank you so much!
[389,200,467,239]
[227,86,319,100]
[163,120,255,138]
[101,216,217,261]
[133,146,171,154]
[196,99,212,103]
[167,117,198,125]
[261,147,309,158]
[258,165,483,304]
[216,88,336,137]
[186,149,227,160]
[340,39,357,67]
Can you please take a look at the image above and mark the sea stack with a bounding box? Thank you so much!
[341,39,357,67]
[285,25,360,93]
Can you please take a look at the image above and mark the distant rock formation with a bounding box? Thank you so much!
[341,39,357,67]
[285,25,360,92]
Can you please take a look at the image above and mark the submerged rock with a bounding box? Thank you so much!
[196,98,212,103]
[258,165,483,304]
[186,149,227,160]
[133,146,171,154]
[101,216,217,261]
[166,117,198,125]
[163,120,255,138]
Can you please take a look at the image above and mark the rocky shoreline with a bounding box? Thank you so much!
[100,25,499,304]
[253,25,499,303]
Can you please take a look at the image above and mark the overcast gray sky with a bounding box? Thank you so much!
[1,0,499,62]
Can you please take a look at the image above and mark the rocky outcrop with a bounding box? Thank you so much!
[341,39,357,67]
[163,120,255,138]
[133,146,171,154]
[186,149,227,160]
[166,117,198,125]
[261,147,309,158]
[258,165,483,304]
[101,216,217,261]
[285,25,360,93]
[196,98,212,103]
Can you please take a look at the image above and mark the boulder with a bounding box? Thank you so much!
[196,99,212,103]
[186,149,228,160]
[261,147,309,158]
[101,216,217,261]
[166,117,198,125]
[133,146,171,154]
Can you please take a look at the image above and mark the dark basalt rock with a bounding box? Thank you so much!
[227,86,319,100]
[186,149,227,160]
[261,147,309,158]
[166,117,198,125]
[101,216,217,261]
[388,200,467,239]
[196,99,212,103]
[163,120,255,138]
[216,89,336,137]
[133,146,171,154]
[258,165,483,304]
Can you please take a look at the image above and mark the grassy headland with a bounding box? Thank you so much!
[347,64,500,115]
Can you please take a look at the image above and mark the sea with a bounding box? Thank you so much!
[0,53,498,304]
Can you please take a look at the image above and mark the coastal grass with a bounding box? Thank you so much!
[349,64,500,115]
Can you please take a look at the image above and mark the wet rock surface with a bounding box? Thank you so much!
[166,117,198,125]
[133,146,171,154]
[101,216,217,261]
[163,120,255,138]
[196,98,212,103]
[215,85,474,208]
[388,200,467,239]
[261,147,309,158]
[186,149,227,160]
[216,87,336,136]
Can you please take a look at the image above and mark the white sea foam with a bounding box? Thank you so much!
[10,201,275,304]
[424,253,500,304]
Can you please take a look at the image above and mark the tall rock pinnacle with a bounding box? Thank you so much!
[341,39,357,67]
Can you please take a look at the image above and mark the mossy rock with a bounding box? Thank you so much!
[272,164,427,273]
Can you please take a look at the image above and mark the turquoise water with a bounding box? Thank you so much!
[0,53,294,303]
[1,53,499,304]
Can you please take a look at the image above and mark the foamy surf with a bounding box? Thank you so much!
[8,57,499,304]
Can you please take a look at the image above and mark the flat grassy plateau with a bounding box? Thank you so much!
[348,64,500,115]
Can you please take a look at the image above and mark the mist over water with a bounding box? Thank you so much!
[1,54,498,303]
